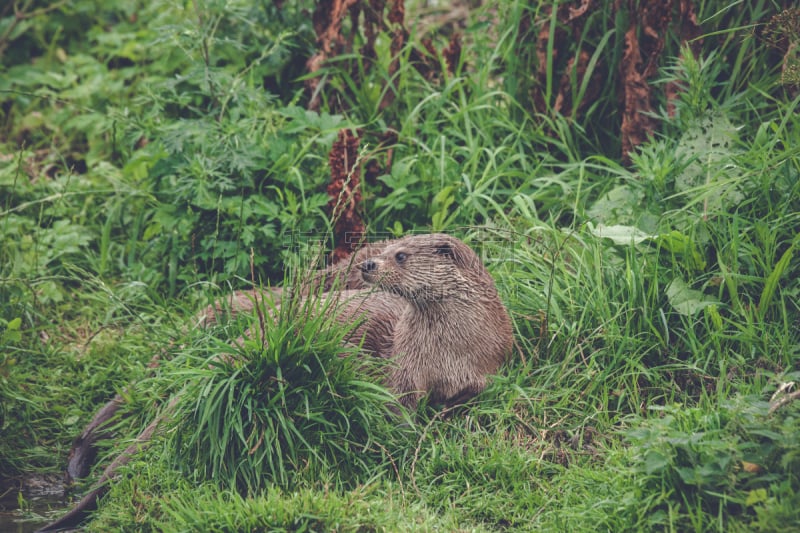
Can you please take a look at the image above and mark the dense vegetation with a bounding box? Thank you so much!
[1,0,798,530]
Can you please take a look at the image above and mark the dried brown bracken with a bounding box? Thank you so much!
[306,0,361,111]
[381,0,407,110]
[327,129,365,263]
[664,0,702,117]
[442,32,462,75]
[302,0,468,186]
[525,1,597,117]
[760,8,800,90]
[618,0,702,161]
[519,0,703,164]
[305,0,460,112]
[619,1,669,163]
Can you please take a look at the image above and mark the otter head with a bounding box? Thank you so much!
[359,234,483,303]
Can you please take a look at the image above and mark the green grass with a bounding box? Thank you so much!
[168,293,410,494]
[2,0,799,531]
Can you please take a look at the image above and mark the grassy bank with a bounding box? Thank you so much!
[2,1,798,531]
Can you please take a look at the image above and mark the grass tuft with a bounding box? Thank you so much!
[169,292,410,494]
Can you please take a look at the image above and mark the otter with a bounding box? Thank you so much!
[204,233,514,409]
[196,241,388,328]
[353,233,514,408]
[232,233,513,409]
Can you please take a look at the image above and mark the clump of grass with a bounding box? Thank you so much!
[167,290,410,494]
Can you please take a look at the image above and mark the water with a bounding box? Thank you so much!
[0,474,71,533]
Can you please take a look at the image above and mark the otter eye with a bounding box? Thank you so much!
[395,252,407,263]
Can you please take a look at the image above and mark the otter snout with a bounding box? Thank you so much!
[360,258,381,285]
[361,259,378,273]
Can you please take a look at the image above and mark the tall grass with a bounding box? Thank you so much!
[168,291,409,494]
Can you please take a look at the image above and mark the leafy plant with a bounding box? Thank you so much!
[625,389,800,531]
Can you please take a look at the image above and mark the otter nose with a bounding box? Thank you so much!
[360,259,377,273]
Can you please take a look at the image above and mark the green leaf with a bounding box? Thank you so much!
[586,185,643,225]
[704,304,723,331]
[591,224,653,245]
[676,466,700,485]
[745,488,768,507]
[674,112,744,211]
[431,186,455,231]
[2,318,22,344]
[644,450,670,474]
[758,240,796,320]
[666,278,718,316]
[656,230,706,270]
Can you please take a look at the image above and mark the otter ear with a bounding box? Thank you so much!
[433,240,470,269]
[433,242,455,259]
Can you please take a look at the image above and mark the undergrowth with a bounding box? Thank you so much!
[1,0,798,531]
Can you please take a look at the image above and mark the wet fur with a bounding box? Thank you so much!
[220,233,513,410]
[360,234,513,408]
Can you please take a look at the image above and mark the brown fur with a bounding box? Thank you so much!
[201,234,513,410]
[358,233,514,409]
[196,242,387,328]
